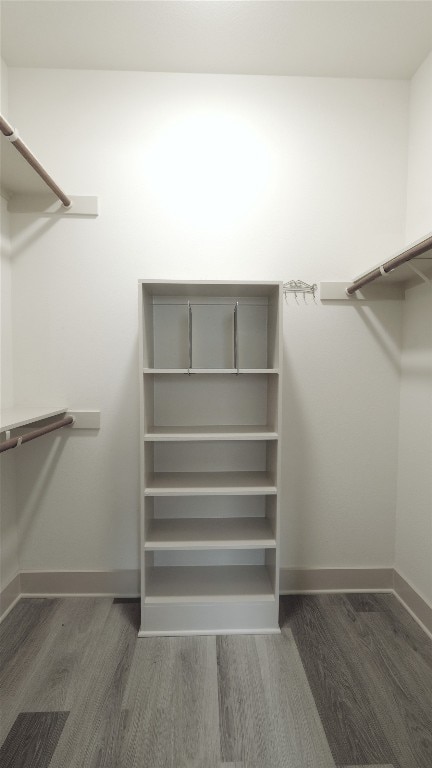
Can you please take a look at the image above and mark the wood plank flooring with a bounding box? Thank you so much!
[0,712,69,768]
[217,633,334,767]
[0,594,431,768]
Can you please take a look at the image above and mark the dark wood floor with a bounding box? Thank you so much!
[0,593,431,767]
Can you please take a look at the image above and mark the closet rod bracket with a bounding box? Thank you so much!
[407,262,430,285]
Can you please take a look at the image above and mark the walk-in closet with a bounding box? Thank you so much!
[1,2,431,767]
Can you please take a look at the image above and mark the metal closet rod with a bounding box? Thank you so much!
[0,416,74,454]
[0,114,72,208]
[346,234,432,295]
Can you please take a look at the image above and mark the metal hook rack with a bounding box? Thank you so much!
[283,280,317,303]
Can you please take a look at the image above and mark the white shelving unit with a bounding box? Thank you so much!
[138,280,282,635]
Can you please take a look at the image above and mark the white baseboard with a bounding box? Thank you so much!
[0,572,21,620]
[279,567,393,593]
[393,569,432,638]
[1,567,431,637]
[19,569,140,597]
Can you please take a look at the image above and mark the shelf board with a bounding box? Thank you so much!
[0,406,67,433]
[145,517,276,550]
[144,565,275,603]
[143,368,279,375]
[320,236,432,299]
[140,280,281,297]
[145,471,277,496]
[144,425,278,441]
[1,134,98,216]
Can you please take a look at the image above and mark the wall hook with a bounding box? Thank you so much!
[283,280,317,304]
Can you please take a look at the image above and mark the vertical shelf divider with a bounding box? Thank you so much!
[234,300,239,374]
[187,300,192,373]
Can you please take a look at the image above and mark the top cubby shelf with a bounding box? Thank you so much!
[140,281,280,371]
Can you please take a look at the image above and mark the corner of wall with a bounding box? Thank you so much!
[404,49,432,243]
[395,47,432,606]
[0,58,20,599]
[1,56,9,114]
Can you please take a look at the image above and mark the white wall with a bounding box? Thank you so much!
[405,52,432,240]
[7,68,408,574]
[0,56,20,593]
[396,51,432,605]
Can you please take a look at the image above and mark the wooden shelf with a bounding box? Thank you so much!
[1,127,98,216]
[144,425,278,441]
[0,406,67,432]
[143,368,279,374]
[145,517,276,550]
[145,471,277,496]
[144,565,275,603]
[320,234,432,300]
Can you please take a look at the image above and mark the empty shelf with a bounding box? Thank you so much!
[143,368,279,374]
[144,425,278,441]
[145,517,276,550]
[144,565,275,603]
[145,471,277,495]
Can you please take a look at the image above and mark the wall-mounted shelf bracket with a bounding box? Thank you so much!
[319,282,404,301]
[407,261,430,285]
[0,407,101,434]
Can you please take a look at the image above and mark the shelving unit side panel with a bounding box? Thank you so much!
[144,442,154,489]
[265,548,277,595]
[143,373,154,435]
[141,284,155,368]
[265,496,278,539]
[142,550,154,609]
[274,283,283,598]
[266,441,278,485]
[139,284,147,608]
[144,497,155,541]
[267,374,279,433]
[267,283,283,368]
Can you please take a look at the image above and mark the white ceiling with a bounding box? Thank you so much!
[1,1,432,79]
